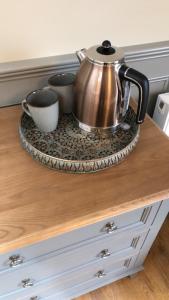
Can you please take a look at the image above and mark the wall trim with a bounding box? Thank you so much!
[0,41,169,109]
[0,54,78,82]
[124,41,169,62]
[0,41,169,81]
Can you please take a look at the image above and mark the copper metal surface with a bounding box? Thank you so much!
[74,60,124,128]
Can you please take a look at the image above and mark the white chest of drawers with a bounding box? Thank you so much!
[0,200,168,300]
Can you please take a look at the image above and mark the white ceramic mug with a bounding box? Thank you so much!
[22,88,59,132]
[47,73,76,113]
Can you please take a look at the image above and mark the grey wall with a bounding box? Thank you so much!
[125,41,169,116]
[0,41,169,117]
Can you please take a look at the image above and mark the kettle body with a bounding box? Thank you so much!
[73,40,149,132]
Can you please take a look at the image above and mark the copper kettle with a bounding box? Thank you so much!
[73,40,149,132]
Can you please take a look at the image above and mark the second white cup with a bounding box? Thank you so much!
[47,73,76,114]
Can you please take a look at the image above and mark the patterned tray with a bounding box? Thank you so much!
[19,107,140,173]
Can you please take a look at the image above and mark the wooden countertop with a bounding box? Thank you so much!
[0,105,169,254]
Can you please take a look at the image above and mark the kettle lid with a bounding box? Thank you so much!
[86,40,124,64]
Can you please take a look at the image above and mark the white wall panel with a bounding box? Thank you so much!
[0,0,169,62]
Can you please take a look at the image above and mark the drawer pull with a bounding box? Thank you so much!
[7,254,24,267]
[98,249,111,259]
[21,278,34,288]
[95,270,106,278]
[103,222,117,233]
[30,297,40,300]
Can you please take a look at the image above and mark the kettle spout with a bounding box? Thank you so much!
[76,48,86,63]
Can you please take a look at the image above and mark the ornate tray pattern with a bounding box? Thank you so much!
[19,107,140,173]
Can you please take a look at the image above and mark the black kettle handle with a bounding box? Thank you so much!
[119,65,149,124]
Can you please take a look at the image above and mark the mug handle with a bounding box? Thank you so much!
[43,86,50,90]
[21,99,31,117]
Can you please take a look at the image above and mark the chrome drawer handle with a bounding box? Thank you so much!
[103,222,117,233]
[7,254,24,267]
[98,249,111,259]
[95,270,106,278]
[21,278,34,288]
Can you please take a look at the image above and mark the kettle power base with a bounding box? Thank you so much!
[19,107,140,173]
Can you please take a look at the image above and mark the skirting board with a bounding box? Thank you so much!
[0,41,169,116]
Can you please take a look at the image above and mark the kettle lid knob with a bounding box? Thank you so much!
[102,40,112,48]
[97,40,116,55]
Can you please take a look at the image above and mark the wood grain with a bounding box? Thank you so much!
[0,105,169,253]
[75,216,169,300]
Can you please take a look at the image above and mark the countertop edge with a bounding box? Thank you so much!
[0,189,168,254]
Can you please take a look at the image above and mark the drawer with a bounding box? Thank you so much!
[0,227,147,296]
[0,253,138,300]
[0,201,160,272]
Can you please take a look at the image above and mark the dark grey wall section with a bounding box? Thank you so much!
[0,54,78,109]
[0,41,169,117]
[124,41,169,116]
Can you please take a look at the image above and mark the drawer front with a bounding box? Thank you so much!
[0,253,138,300]
[0,227,147,296]
[0,201,160,273]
